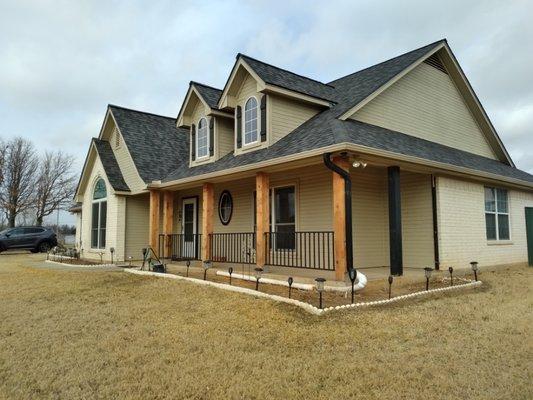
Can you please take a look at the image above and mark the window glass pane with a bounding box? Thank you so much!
[275,187,295,224]
[91,229,98,248]
[485,213,496,240]
[244,97,258,144]
[484,187,495,212]
[496,189,508,213]
[498,214,510,240]
[93,179,107,200]
[100,228,106,249]
[100,201,107,228]
[92,203,99,230]
[197,118,208,157]
[218,192,233,224]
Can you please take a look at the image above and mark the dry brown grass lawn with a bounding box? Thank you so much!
[0,253,531,400]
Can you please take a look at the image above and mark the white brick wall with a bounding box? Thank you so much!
[437,176,533,268]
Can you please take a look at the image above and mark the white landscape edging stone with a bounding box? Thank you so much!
[124,268,482,316]
[44,260,117,268]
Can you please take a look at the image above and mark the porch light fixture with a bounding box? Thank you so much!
[203,260,212,280]
[315,277,326,309]
[228,267,233,285]
[352,160,367,168]
[470,261,479,281]
[424,267,433,291]
[254,267,263,291]
[348,268,357,304]
[288,277,294,298]
[388,275,393,299]
[110,247,115,264]
[448,267,454,286]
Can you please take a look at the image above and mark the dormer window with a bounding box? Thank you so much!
[197,117,209,159]
[244,97,258,145]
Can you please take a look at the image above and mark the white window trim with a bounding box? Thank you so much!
[243,96,259,147]
[196,117,210,160]
[485,187,511,242]
[91,179,107,250]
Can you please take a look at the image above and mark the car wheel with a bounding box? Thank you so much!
[38,242,52,253]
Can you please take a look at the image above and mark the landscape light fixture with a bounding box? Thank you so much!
[203,260,212,280]
[128,256,132,267]
[254,268,263,290]
[186,260,191,277]
[448,266,454,286]
[470,261,479,281]
[315,277,326,309]
[388,275,393,299]
[288,277,294,298]
[228,267,234,285]
[110,247,115,264]
[348,268,357,304]
[424,267,433,291]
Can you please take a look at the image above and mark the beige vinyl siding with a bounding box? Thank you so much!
[437,176,533,268]
[351,167,389,267]
[213,178,255,233]
[269,94,321,144]
[401,171,434,268]
[79,155,122,262]
[350,62,497,159]
[125,193,149,260]
[216,117,234,160]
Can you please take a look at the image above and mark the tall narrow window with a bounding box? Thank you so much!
[91,178,107,249]
[197,118,209,159]
[485,187,510,240]
[244,97,258,145]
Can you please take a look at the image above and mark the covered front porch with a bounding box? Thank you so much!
[148,153,438,282]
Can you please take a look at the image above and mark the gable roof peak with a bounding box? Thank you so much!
[108,104,175,121]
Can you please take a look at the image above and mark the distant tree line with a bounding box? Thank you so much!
[0,137,78,229]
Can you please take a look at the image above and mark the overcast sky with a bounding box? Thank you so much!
[1,0,532,224]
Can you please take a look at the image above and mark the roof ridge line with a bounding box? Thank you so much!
[190,81,222,92]
[237,53,335,88]
[108,104,176,120]
[328,39,447,85]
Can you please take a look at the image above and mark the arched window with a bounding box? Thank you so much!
[197,117,209,158]
[244,97,258,145]
[91,178,107,249]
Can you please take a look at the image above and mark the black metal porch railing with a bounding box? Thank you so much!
[210,233,256,264]
[159,233,202,261]
[265,231,335,270]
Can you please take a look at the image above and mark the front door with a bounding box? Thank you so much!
[182,198,198,259]
[526,207,533,266]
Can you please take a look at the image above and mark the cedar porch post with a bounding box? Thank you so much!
[201,183,214,261]
[149,190,161,255]
[255,172,270,267]
[332,157,350,280]
[388,166,403,276]
[162,191,174,258]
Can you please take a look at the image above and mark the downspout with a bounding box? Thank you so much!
[323,152,354,274]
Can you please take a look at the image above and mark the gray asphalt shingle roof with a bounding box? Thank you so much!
[192,82,222,109]
[103,40,533,188]
[92,139,130,191]
[109,105,189,184]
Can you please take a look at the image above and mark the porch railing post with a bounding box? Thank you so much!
[201,183,214,261]
[149,190,161,256]
[255,172,270,267]
[162,191,174,258]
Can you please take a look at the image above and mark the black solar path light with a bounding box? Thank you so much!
[254,268,263,290]
[448,266,454,286]
[128,256,133,267]
[288,277,294,298]
[388,275,393,299]
[424,267,433,291]
[315,277,326,309]
[110,247,115,264]
[470,261,479,281]
[186,260,191,277]
[228,267,233,285]
[348,268,357,304]
[203,260,212,280]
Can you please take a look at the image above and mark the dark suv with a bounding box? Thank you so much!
[0,227,58,253]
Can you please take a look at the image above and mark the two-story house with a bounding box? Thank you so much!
[72,39,533,281]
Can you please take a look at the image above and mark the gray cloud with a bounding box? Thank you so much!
[0,0,531,178]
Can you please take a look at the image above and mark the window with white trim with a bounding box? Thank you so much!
[91,178,107,249]
[484,187,510,240]
[197,117,209,158]
[244,97,258,145]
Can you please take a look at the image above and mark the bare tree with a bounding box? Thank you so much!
[34,151,77,226]
[0,138,38,227]
[0,138,6,188]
